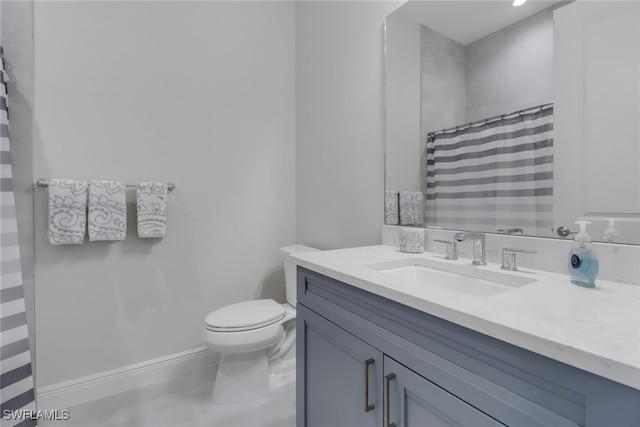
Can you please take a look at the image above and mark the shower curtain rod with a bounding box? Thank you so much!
[427,102,554,139]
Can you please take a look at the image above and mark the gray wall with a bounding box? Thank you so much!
[296,1,401,249]
[33,1,295,387]
[385,13,421,193]
[420,25,466,143]
[419,7,554,130]
[465,8,554,121]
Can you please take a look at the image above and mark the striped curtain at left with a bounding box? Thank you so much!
[0,51,37,426]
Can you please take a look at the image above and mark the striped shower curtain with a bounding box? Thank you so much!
[0,51,37,426]
[425,106,554,237]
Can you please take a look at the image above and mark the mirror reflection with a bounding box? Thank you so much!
[385,0,640,245]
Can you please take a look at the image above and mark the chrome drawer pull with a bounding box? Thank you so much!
[384,372,396,427]
[363,358,375,412]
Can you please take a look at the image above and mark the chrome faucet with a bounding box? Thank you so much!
[453,232,486,265]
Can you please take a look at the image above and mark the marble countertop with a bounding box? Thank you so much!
[292,245,640,390]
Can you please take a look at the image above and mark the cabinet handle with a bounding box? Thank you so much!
[384,373,396,427]
[363,358,375,412]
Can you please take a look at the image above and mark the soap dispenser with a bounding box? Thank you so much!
[568,221,599,288]
[603,218,620,243]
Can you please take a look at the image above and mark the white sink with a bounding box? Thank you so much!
[367,258,536,297]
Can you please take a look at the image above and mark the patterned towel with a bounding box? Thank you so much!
[399,191,424,226]
[88,180,126,241]
[137,181,168,238]
[47,179,88,245]
[385,190,399,225]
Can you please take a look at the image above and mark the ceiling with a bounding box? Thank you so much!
[390,0,564,46]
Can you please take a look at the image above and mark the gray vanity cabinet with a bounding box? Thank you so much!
[296,267,640,427]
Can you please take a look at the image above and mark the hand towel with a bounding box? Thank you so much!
[137,181,168,238]
[399,191,424,226]
[399,227,424,253]
[385,191,399,225]
[47,179,87,245]
[88,180,126,241]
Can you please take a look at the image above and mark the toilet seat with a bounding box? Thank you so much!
[205,299,286,332]
[203,299,295,353]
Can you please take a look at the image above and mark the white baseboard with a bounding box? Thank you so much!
[36,346,218,410]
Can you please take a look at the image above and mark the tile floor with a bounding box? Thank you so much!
[40,366,296,427]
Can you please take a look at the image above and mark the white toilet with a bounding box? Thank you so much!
[202,245,318,404]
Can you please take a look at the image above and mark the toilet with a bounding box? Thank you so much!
[202,245,318,404]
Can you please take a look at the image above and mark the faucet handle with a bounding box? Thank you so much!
[501,248,538,271]
[434,239,458,260]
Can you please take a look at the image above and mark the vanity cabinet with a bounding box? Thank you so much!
[296,267,640,427]
[299,305,499,427]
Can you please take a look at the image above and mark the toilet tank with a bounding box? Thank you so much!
[280,245,319,307]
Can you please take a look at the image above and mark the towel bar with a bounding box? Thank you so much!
[36,178,176,192]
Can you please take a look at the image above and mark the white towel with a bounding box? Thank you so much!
[399,191,424,226]
[47,179,87,245]
[385,191,399,225]
[137,181,168,238]
[88,180,126,241]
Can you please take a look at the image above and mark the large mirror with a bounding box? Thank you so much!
[385,0,640,245]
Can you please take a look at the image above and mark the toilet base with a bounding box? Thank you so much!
[211,344,296,404]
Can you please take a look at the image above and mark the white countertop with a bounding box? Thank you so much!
[293,245,640,390]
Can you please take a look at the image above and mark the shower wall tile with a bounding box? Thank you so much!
[504,8,554,111]
[420,25,466,139]
[5,103,33,164]
[11,160,35,280]
[465,7,555,122]
[465,30,506,119]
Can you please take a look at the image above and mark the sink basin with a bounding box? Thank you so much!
[367,258,536,297]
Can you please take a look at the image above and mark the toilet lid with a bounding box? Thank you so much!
[205,299,286,331]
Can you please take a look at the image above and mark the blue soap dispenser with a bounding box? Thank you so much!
[568,221,599,288]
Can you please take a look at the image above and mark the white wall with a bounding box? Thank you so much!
[296,0,402,249]
[32,1,295,388]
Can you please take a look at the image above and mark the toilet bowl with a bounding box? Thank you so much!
[202,245,318,404]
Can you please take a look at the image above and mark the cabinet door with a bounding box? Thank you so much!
[297,304,383,427]
[384,356,503,427]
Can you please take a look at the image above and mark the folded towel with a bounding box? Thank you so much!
[137,182,168,238]
[399,227,424,253]
[88,180,126,241]
[399,191,424,226]
[385,190,399,225]
[47,179,87,245]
